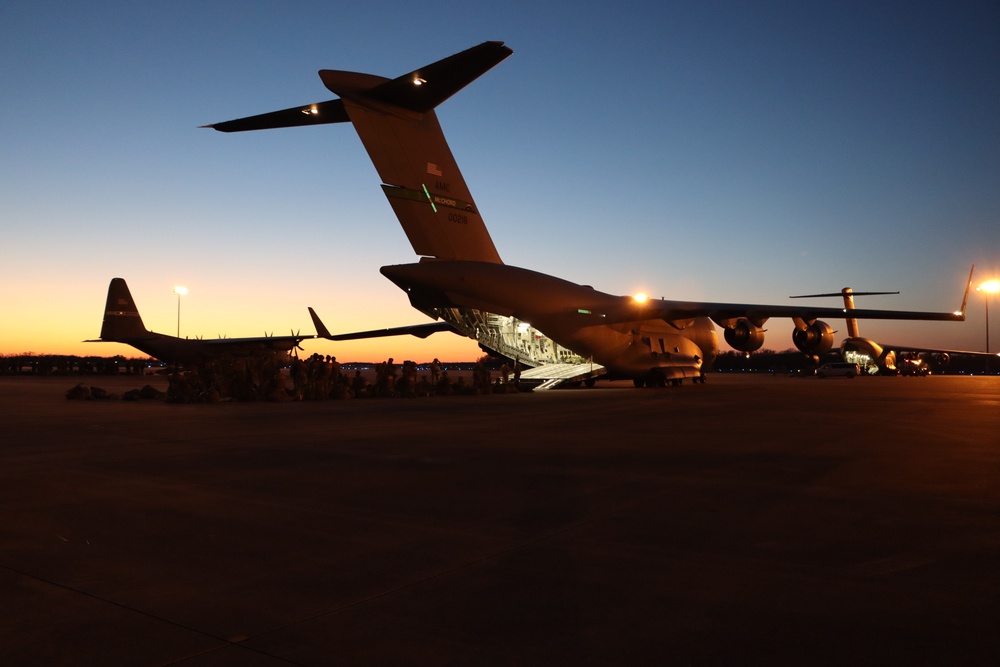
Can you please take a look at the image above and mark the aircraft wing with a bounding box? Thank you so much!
[192,333,314,351]
[599,267,972,327]
[321,322,456,341]
[308,307,456,341]
[598,298,966,329]
[182,334,316,354]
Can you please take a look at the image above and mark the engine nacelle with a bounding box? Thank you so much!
[724,319,765,352]
[932,353,950,366]
[882,350,898,372]
[792,320,834,356]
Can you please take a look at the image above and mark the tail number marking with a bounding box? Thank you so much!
[382,184,476,222]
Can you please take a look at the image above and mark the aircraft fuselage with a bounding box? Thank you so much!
[381,261,718,379]
[111,332,298,367]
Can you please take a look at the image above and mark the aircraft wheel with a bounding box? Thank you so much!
[633,378,645,388]
[585,378,596,388]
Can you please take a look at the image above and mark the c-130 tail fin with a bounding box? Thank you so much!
[97,277,149,342]
[206,41,513,264]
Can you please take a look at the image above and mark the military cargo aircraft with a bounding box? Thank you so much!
[791,276,996,375]
[204,41,970,387]
[87,278,312,366]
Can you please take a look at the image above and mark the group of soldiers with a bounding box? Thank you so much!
[158,353,524,403]
[166,352,290,403]
[286,354,524,400]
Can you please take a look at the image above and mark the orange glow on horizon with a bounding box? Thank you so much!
[1,278,485,363]
[1,332,484,364]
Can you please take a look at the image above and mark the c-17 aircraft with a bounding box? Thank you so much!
[87,278,313,366]
[205,41,972,387]
[791,274,997,375]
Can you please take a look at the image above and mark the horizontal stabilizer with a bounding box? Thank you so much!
[790,291,898,298]
[203,99,349,133]
[204,42,511,133]
[320,41,512,113]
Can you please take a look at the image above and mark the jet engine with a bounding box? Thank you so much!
[723,319,765,352]
[882,349,898,372]
[792,320,834,356]
[932,353,950,366]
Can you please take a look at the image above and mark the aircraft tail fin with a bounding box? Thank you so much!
[308,307,332,339]
[840,289,861,338]
[98,278,149,342]
[323,42,511,263]
[207,41,512,264]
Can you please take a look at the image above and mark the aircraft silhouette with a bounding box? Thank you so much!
[88,278,312,366]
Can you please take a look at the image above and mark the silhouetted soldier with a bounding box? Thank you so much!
[352,369,367,397]
[436,370,452,396]
[385,357,397,396]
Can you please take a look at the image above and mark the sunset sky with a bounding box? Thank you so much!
[3,1,998,362]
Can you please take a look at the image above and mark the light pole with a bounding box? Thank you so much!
[978,280,999,374]
[173,286,187,337]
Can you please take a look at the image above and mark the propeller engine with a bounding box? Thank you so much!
[292,329,306,352]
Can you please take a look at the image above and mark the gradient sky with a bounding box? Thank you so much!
[3,1,999,362]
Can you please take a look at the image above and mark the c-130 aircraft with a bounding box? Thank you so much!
[205,41,971,387]
[88,278,313,366]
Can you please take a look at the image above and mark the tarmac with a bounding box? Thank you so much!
[2,373,999,666]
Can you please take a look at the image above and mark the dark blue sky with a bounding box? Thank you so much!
[3,1,998,358]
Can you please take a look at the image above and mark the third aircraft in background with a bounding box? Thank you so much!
[205,41,973,387]
[791,278,996,375]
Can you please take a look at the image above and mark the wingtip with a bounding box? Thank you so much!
[307,307,332,339]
